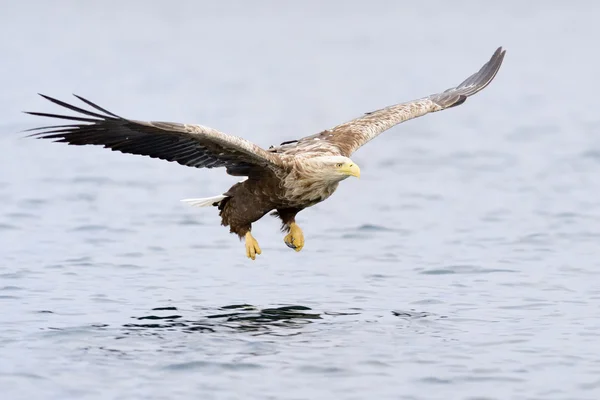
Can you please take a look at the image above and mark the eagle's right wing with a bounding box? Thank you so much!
[25,94,285,176]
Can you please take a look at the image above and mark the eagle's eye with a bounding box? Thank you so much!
[336,163,343,168]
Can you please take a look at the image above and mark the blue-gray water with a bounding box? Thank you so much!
[2,2,600,399]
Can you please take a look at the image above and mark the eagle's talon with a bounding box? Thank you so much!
[284,223,304,252]
[245,232,262,260]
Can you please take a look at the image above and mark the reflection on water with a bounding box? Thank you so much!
[122,304,322,336]
[36,306,439,341]
[391,310,436,319]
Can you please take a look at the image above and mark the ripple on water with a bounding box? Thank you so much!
[70,225,135,234]
[176,217,204,226]
[0,285,24,300]
[164,360,262,372]
[340,223,409,239]
[116,252,144,259]
[20,198,48,207]
[356,224,395,232]
[419,265,517,275]
[497,302,552,310]
[0,372,46,380]
[0,223,19,230]
[116,264,144,270]
[69,176,111,184]
[0,286,24,291]
[410,299,445,305]
[0,271,29,279]
[296,365,349,375]
[5,212,38,220]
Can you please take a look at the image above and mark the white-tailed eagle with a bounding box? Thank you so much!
[25,47,506,260]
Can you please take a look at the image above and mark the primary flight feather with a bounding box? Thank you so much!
[25,46,506,260]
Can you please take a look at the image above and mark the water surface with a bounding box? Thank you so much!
[1,2,600,399]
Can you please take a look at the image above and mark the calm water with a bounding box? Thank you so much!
[2,2,600,399]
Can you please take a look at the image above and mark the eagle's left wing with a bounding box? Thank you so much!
[286,46,505,157]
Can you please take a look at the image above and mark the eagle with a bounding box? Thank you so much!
[25,46,505,260]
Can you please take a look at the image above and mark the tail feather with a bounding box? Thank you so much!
[180,194,227,208]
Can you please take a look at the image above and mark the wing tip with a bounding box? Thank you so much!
[491,45,507,68]
[428,45,506,109]
[458,45,507,94]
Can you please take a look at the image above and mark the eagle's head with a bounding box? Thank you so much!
[306,155,361,182]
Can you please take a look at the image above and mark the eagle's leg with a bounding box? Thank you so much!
[244,231,262,260]
[275,208,305,252]
[218,194,265,260]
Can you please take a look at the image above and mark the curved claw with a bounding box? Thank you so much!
[245,232,262,260]
[284,223,305,252]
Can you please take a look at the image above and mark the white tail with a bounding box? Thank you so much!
[180,194,227,208]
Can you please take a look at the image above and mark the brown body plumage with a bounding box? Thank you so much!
[24,47,506,259]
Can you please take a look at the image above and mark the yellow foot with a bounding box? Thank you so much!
[245,232,262,260]
[284,222,305,252]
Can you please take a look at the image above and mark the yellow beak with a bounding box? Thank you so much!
[343,163,361,178]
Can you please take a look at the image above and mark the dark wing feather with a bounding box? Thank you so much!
[282,46,506,157]
[25,94,284,176]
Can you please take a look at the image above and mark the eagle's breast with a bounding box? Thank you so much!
[278,165,340,207]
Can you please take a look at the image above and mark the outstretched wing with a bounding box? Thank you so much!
[283,46,505,157]
[25,94,284,176]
